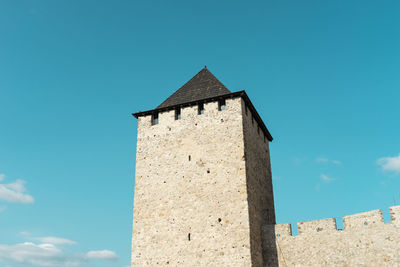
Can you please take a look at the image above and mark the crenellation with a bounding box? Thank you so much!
[297,218,337,234]
[272,206,400,239]
[343,209,384,230]
[264,206,400,266]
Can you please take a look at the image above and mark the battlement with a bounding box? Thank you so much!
[268,205,400,237]
[262,205,400,266]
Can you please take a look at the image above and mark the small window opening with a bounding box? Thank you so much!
[151,113,159,125]
[218,99,226,111]
[257,126,260,135]
[251,115,254,125]
[175,108,181,120]
[198,103,204,115]
[188,233,191,241]
[218,218,222,223]
[245,105,248,115]
[207,169,210,174]
[188,155,191,161]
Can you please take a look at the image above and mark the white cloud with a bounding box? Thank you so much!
[36,237,76,245]
[0,174,5,181]
[0,242,82,267]
[316,158,341,165]
[0,179,34,204]
[320,174,334,182]
[86,250,119,260]
[377,154,400,175]
[19,232,76,246]
[0,241,119,267]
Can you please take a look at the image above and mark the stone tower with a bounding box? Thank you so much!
[131,67,275,266]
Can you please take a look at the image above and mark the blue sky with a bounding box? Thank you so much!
[0,0,399,266]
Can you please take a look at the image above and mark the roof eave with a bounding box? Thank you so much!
[132,90,273,142]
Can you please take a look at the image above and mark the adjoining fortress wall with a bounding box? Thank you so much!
[262,206,400,266]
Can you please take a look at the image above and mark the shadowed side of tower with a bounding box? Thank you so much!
[131,67,277,266]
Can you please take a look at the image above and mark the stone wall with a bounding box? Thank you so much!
[262,206,400,266]
[132,97,263,266]
[241,100,276,266]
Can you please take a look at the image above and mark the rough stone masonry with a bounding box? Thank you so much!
[131,67,400,267]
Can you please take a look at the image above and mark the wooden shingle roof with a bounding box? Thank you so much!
[157,67,231,109]
[132,67,273,141]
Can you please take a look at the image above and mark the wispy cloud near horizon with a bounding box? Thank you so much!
[86,250,119,260]
[36,237,77,245]
[20,232,77,246]
[0,236,119,266]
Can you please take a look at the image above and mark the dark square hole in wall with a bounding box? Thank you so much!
[151,112,159,125]
[218,99,226,111]
[198,103,204,115]
[175,108,181,120]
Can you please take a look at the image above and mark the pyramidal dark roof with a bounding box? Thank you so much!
[157,67,231,109]
[132,67,273,141]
